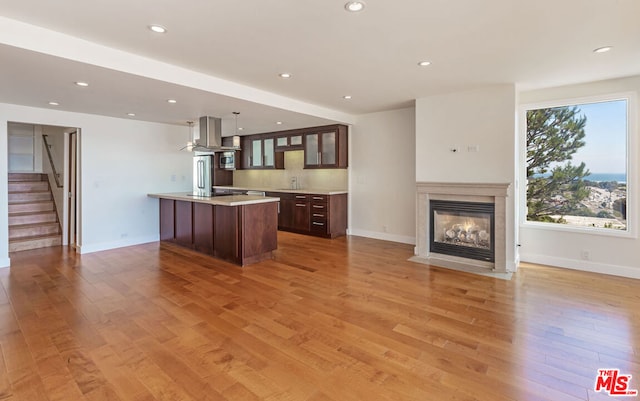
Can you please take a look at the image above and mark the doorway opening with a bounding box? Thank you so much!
[7,122,80,252]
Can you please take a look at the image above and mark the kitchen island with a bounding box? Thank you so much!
[148,193,279,266]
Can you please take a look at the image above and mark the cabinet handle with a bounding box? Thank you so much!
[277,203,280,214]
[312,222,325,226]
[296,203,306,207]
[312,213,324,217]
[318,152,322,165]
[312,196,323,200]
[312,205,324,209]
[295,195,306,199]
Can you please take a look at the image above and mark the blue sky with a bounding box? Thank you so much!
[568,99,627,174]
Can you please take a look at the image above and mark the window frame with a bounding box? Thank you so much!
[518,91,637,239]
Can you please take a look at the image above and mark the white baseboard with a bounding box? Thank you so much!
[348,228,415,245]
[520,252,640,279]
[0,257,10,268]
[77,234,159,254]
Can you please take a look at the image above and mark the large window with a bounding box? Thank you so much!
[524,96,630,232]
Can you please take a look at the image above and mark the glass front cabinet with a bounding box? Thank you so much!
[304,125,347,168]
[240,124,347,170]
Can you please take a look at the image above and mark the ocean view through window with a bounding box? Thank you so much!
[525,98,628,231]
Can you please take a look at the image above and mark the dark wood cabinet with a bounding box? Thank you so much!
[156,197,278,266]
[240,202,278,264]
[239,124,347,170]
[240,135,284,170]
[193,203,214,255]
[175,200,193,247]
[304,125,348,169]
[214,205,240,261]
[292,194,310,232]
[266,191,347,238]
[269,192,295,230]
[275,134,303,151]
[160,198,175,241]
[309,195,329,235]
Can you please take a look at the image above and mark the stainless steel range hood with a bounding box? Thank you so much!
[185,116,239,152]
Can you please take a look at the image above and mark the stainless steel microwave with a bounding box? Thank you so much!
[220,151,236,170]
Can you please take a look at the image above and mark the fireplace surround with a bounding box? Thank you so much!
[414,182,511,273]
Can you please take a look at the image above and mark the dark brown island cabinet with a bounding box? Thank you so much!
[152,194,278,266]
[265,192,347,238]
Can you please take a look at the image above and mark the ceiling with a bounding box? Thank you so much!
[1,0,639,134]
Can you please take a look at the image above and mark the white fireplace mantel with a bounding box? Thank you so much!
[415,182,511,273]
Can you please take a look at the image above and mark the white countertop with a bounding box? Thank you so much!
[148,192,280,206]
[213,186,348,195]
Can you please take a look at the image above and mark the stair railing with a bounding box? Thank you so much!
[42,135,63,188]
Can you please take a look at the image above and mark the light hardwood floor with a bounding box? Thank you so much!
[1,232,639,401]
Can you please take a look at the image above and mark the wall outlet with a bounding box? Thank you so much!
[580,250,590,260]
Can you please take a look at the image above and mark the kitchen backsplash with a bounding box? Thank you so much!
[233,150,348,190]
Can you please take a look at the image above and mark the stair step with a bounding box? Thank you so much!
[9,211,58,226]
[8,173,47,182]
[8,192,52,203]
[9,235,62,252]
[9,181,49,192]
[9,222,61,239]
[8,201,55,214]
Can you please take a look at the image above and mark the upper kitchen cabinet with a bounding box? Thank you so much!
[275,133,304,151]
[304,125,348,169]
[240,135,284,170]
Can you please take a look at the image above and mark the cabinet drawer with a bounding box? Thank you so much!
[311,210,327,219]
[310,217,328,233]
[310,202,327,211]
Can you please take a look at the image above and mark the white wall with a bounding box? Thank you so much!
[518,76,640,278]
[349,107,416,244]
[1,103,193,266]
[415,85,518,270]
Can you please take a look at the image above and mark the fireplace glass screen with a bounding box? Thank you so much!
[430,200,495,262]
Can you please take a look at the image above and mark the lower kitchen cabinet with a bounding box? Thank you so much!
[292,194,310,232]
[175,200,194,247]
[266,192,347,238]
[193,203,214,255]
[276,195,295,230]
[157,198,277,266]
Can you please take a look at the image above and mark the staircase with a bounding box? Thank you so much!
[8,173,62,252]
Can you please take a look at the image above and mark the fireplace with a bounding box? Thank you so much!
[429,200,495,262]
[413,182,511,273]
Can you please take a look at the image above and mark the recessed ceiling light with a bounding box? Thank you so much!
[418,61,432,67]
[75,81,89,87]
[149,25,167,34]
[593,46,612,53]
[344,1,365,12]
[127,113,136,117]
[48,101,59,106]
[279,73,292,78]
[276,121,283,125]
[238,127,244,131]
[167,99,177,104]
[343,95,352,100]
